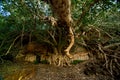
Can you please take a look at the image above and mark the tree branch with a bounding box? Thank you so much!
[76,0,101,26]
[104,43,120,49]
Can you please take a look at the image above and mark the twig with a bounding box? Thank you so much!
[102,51,109,71]
[0,40,5,49]
[106,54,120,59]
[76,0,101,26]
[109,60,113,76]
[114,58,120,67]
[96,27,113,39]
[0,57,4,63]
[47,31,57,45]
[98,44,105,53]
[95,28,101,38]
[104,43,120,49]
[5,35,21,55]
[21,23,25,47]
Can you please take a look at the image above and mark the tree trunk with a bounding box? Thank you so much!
[50,0,74,58]
[43,0,74,58]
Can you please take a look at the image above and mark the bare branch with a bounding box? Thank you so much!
[5,35,21,55]
[104,43,120,49]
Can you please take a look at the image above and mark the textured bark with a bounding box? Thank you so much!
[50,0,74,58]
[43,0,74,58]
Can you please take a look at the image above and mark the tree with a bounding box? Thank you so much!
[0,0,119,66]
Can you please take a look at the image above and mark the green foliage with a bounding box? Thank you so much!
[94,7,120,43]
[72,0,120,45]
[72,0,119,26]
[0,0,51,54]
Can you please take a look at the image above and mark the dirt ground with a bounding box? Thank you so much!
[0,61,112,80]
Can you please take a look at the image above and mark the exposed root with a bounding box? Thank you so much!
[64,27,74,59]
[80,26,120,79]
[41,54,71,66]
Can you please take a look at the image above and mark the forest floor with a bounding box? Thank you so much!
[0,61,111,80]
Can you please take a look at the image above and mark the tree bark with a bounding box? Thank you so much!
[43,0,74,58]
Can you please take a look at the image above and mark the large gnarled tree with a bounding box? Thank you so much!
[2,0,119,66]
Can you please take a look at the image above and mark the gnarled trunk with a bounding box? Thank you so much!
[48,0,74,58]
